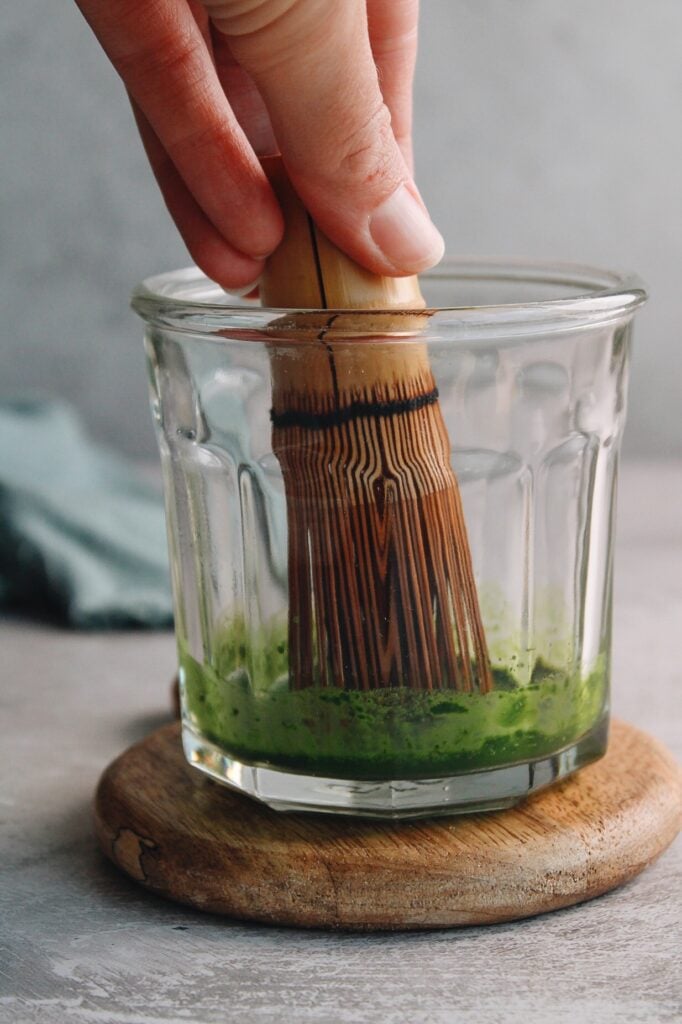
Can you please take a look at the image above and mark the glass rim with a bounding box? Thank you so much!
[131,257,647,340]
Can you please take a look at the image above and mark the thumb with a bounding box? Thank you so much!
[204,0,444,276]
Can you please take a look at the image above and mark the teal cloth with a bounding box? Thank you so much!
[0,398,173,628]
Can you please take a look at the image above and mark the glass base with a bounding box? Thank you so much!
[182,717,609,819]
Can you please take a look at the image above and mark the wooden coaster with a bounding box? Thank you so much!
[94,719,680,931]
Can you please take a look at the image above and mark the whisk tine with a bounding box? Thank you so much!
[262,157,492,695]
[272,371,492,693]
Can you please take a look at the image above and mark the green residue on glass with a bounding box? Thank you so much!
[179,621,607,780]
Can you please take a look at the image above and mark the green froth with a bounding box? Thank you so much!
[179,624,607,780]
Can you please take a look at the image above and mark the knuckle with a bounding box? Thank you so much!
[117,30,201,89]
[333,103,396,186]
[204,0,302,37]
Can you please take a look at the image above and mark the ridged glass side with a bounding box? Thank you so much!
[141,266,638,816]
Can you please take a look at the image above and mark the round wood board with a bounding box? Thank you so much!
[94,719,681,931]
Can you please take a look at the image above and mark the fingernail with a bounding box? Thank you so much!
[369,184,445,272]
[222,274,262,297]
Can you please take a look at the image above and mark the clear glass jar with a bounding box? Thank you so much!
[133,259,646,818]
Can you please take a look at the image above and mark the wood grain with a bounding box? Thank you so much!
[94,719,681,931]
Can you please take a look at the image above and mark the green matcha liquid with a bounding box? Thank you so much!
[179,623,607,781]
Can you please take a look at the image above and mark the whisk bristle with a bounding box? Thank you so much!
[262,156,492,695]
[271,349,492,694]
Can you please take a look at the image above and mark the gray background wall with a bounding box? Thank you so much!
[2,0,680,458]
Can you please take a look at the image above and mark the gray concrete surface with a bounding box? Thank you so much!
[1,1,681,459]
[1,461,681,1023]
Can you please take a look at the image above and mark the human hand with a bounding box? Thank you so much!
[75,0,444,290]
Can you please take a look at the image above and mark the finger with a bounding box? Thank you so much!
[210,25,277,157]
[205,0,443,276]
[186,0,212,45]
[74,0,283,260]
[132,102,265,289]
[367,0,419,174]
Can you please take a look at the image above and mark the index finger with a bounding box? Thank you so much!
[74,0,282,260]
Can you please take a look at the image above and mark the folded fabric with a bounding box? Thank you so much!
[0,397,173,628]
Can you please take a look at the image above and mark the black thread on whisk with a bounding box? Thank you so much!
[271,387,440,431]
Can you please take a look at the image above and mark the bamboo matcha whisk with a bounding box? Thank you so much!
[261,158,492,695]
